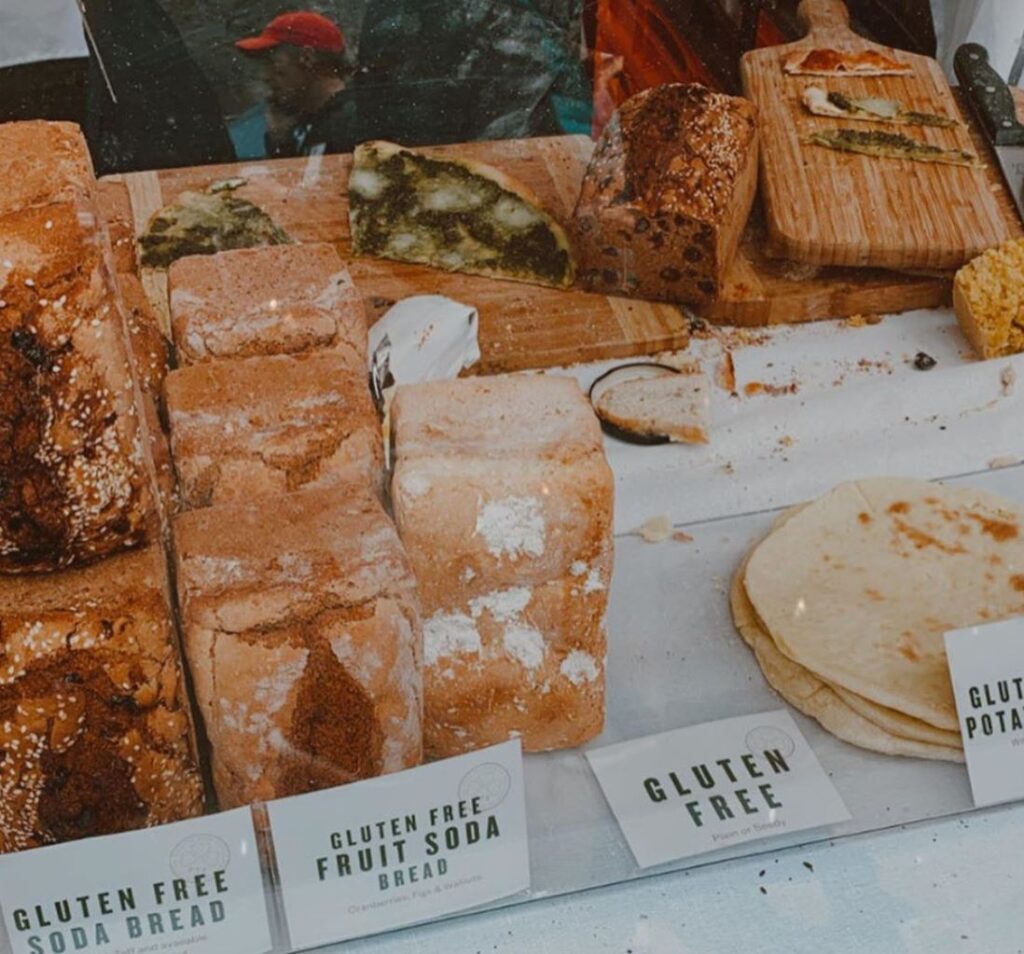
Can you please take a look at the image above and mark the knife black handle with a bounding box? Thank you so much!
[955,43,1024,147]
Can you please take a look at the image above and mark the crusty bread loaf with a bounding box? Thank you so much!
[0,199,154,572]
[164,352,383,509]
[96,181,140,276]
[953,238,1024,359]
[118,274,175,511]
[572,83,758,304]
[391,375,613,756]
[0,545,204,853]
[0,121,95,217]
[168,244,367,367]
[173,484,422,808]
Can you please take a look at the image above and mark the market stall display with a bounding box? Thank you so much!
[2,8,1024,948]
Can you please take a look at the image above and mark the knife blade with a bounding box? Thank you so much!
[955,43,1024,223]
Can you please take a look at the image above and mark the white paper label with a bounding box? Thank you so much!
[268,740,529,947]
[586,710,850,868]
[0,808,271,954]
[946,618,1024,806]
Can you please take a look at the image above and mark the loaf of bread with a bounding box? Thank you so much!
[0,197,154,572]
[118,274,175,511]
[953,238,1024,359]
[0,121,94,217]
[391,375,613,756]
[0,545,204,853]
[173,484,422,808]
[96,181,140,275]
[168,243,366,367]
[572,83,758,304]
[164,352,383,509]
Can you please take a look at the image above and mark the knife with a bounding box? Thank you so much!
[955,43,1024,222]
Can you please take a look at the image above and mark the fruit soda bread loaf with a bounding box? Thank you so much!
[0,199,154,572]
[0,121,95,217]
[572,83,758,304]
[390,375,613,756]
[954,238,1024,359]
[168,243,366,367]
[96,181,140,275]
[173,484,422,808]
[348,140,575,288]
[0,546,204,853]
[164,352,383,509]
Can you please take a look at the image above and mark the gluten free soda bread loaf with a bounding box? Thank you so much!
[391,375,613,756]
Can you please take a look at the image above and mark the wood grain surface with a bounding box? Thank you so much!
[113,137,690,374]
[109,111,1021,364]
[741,0,1013,271]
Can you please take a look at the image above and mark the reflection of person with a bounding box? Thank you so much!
[82,0,235,175]
[236,12,357,158]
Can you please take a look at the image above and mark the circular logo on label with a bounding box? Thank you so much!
[458,763,511,811]
[745,726,796,759]
[169,834,232,877]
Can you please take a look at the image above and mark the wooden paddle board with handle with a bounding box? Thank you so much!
[741,0,1013,271]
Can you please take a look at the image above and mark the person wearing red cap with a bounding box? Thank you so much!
[236,11,358,158]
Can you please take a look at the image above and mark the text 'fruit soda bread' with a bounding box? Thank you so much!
[0,198,153,572]
[172,484,422,808]
[572,83,758,304]
[0,546,205,853]
[390,375,614,756]
[164,352,384,509]
[167,243,367,366]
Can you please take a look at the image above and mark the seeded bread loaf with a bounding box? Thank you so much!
[572,83,758,304]
[118,274,175,511]
[391,375,613,756]
[168,244,366,367]
[0,121,95,217]
[164,352,383,509]
[0,199,154,572]
[96,181,140,276]
[0,545,204,853]
[173,484,422,808]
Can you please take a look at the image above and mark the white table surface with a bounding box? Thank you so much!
[340,801,1024,953]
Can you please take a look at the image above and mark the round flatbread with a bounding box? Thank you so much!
[730,563,964,762]
[744,478,1024,731]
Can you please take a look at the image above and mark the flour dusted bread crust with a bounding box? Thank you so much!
[0,121,95,216]
[164,352,383,509]
[168,243,366,367]
[391,375,613,755]
[173,484,422,808]
[0,199,154,572]
[0,546,205,853]
[572,83,758,304]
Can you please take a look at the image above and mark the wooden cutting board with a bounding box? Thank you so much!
[740,0,1013,271]
[110,123,1018,366]
[113,137,689,373]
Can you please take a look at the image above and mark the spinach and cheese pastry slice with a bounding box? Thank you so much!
[807,129,977,167]
[348,140,575,288]
[139,189,291,269]
[802,87,957,128]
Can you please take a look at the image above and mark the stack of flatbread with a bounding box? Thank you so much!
[731,477,1024,762]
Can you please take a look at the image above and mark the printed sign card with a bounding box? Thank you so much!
[0,808,271,954]
[586,710,850,868]
[946,617,1024,806]
[267,740,529,947]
